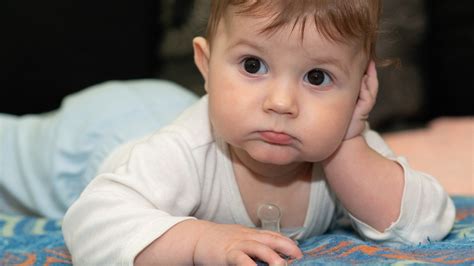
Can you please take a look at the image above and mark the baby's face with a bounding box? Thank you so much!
[203,10,368,165]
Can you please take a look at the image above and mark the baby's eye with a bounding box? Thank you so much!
[304,69,332,87]
[242,57,268,75]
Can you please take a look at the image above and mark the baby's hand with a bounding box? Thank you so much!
[193,223,303,265]
[344,60,378,140]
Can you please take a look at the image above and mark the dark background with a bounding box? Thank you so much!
[1,0,160,114]
[1,0,472,132]
[422,1,474,119]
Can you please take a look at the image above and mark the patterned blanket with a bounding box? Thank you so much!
[1,196,473,265]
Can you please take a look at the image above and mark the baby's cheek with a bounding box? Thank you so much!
[209,106,242,145]
[315,138,344,161]
[306,122,348,161]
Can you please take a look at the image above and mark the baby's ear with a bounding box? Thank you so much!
[193,37,211,92]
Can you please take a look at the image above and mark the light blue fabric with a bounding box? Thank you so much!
[0,79,198,218]
[1,196,472,264]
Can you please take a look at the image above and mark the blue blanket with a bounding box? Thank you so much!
[1,196,473,265]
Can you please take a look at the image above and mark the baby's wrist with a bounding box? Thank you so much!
[191,220,218,264]
[323,135,368,166]
[344,121,367,140]
[344,131,364,141]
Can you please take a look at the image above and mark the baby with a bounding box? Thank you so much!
[62,0,455,265]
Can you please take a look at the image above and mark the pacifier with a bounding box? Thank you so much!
[257,203,282,232]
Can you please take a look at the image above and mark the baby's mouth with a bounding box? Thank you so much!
[259,131,294,145]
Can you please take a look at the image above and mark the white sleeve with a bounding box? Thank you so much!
[346,128,456,245]
[62,131,201,265]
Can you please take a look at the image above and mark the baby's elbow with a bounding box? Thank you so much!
[412,197,456,244]
[398,196,456,245]
[365,196,456,245]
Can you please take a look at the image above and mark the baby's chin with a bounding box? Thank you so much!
[228,139,336,165]
[251,154,298,166]
[243,144,308,166]
[253,147,338,166]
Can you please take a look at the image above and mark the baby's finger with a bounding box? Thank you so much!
[226,249,258,266]
[365,60,379,97]
[253,231,303,259]
[228,240,287,266]
[359,77,371,101]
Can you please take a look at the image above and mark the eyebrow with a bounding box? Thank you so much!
[227,38,267,53]
[307,55,351,77]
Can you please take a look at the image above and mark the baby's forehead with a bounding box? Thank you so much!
[221,10,365,54]
[220,5,366,50]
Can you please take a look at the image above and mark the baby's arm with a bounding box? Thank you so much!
[323,62,402,230]
[322,62,454,243]
[135,220,301,265]
[63,132,301,265]
[323,135,404,231]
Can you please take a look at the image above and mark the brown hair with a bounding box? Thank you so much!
[205,0,382,60]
